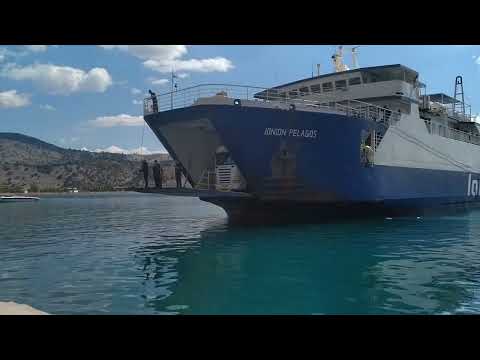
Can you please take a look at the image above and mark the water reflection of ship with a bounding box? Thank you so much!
[136,214,480,314]
[134,218,228,314]
[365,215,480,314]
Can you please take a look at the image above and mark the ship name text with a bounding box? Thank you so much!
[468,174,480,196]
[264,128,318,139]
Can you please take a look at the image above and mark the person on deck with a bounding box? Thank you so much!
[148,89,158,112]
[175,161,183,189]
[141,160,149,189]
[153,160,163,189]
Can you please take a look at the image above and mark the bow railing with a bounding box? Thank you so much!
[143,83,401,126]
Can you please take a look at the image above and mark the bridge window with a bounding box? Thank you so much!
[322,82,333,92]
[349,77,361,85]
[310,84,321,93]
[360,67,417,85]
[267,89,278,98]
[299,87,309,96]
[335,80,347,90]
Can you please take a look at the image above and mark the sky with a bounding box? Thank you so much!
[1,45,480,154]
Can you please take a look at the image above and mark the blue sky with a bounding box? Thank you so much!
[1,45,479,154]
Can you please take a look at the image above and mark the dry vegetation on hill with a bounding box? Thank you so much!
[0,133,175,193]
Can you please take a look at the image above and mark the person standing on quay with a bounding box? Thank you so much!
[175,161,183,189]
[153,160,163,189]
[141,160,149,189]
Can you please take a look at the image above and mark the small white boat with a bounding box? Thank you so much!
[0,196,40,202]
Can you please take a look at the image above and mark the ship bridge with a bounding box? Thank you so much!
[253,64,420,112]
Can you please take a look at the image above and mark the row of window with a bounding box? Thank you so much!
[282,77,362,98]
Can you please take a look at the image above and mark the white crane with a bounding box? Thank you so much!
[332,46,349,72]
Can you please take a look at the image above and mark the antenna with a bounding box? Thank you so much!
[351,46,360,69]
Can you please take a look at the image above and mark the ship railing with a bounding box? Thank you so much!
[446,108,475,123]
[420,99,475,123]
[143,84,401,126]
[423,119,480,146]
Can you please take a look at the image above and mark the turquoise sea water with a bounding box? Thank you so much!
[1,192,479,315]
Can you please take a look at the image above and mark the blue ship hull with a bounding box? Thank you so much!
[145,105,480,223]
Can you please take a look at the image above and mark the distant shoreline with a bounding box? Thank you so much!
[1,186,192,197]
[0,191,127,196]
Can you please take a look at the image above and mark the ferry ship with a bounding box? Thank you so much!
[143,46,480,223]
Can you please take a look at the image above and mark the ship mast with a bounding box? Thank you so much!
[454,76,466,119]
[351,46,360,69]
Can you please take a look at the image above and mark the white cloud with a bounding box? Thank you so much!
[131,87,142,95]
[94,145,161,155]
[150,78,169,85]
[81,147,88,151]
[99,45,234,74]
[132,99,143,105]
[1,63,113,95]
[144,57,233,73]
[25,45,48,52]
[89,114,144,128]
[177,73,189,79]
[0,90,30,109]
[40,104,56,111]
[99,45,187,62]
[0,47,25,61]
[475,56,480,65]
[0,48,15,62]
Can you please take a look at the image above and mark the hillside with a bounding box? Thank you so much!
[0,133,174,192]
